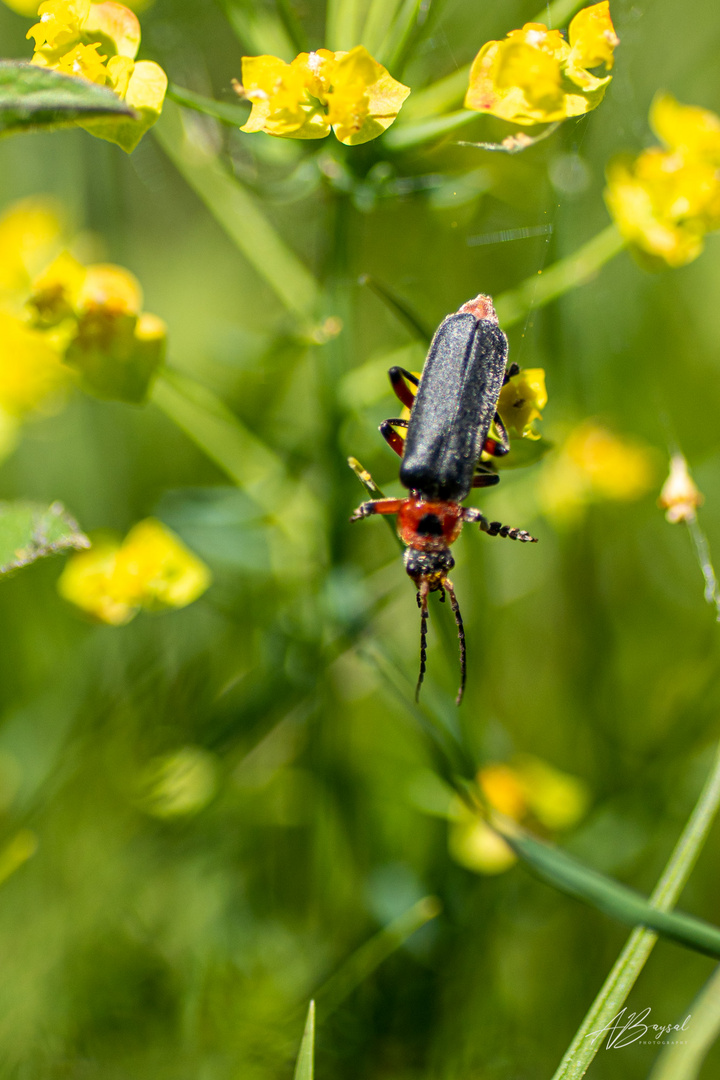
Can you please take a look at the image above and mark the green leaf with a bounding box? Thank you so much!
[0,61,133,137]
[495,818,720,959]
[0,501,90,576]
[293,1001,315,1080]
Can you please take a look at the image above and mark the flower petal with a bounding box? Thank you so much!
[85,0,140,58]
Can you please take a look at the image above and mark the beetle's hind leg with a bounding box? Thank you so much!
[463,506,538,543]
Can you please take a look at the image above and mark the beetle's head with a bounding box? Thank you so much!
[403,546,454,589]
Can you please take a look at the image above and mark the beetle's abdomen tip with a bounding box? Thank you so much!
[458,293,498,324]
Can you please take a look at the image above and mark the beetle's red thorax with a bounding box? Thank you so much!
[397,497,464,550]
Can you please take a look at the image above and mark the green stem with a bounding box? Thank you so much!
[166,83,249,127]
[383,109,478,150]
[494,223,626,329]
[154,101,322,320]
[549,739,720,1080]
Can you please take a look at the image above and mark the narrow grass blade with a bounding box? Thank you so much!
[549,738,720,1079]
[326,0,363,51]
[293,1001,315,1080]
[379,0,424,72]
[362,0,403,56]
[154,102,321,320]
[358,274,432,341]
[495,818,720,959]
[315,896,441,1017]
[649,965,720,1080]
[218,0,294,58]
[494,224,627,329]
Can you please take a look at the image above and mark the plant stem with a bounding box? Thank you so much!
[549,738,720,1080]
[494,223,626,329]
[166,83,249,126]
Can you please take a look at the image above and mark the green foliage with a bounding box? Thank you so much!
[0,500,88,574]
[0,60,132,135]
[2,0,720,1077]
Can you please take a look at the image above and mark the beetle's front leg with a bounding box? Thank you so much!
[350,498,406,523]
[462,506,538,543]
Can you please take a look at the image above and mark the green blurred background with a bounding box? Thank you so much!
[2,0,720,1076]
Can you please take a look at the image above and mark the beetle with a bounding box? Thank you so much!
[351,293,537,705]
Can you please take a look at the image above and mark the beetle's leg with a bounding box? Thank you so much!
[379,418,408,458]
[463,506,538,542]
[443,578,466,705]
[483,412,510,458]
[503,362,520,384]
[350,497,406,522]
[471,468,500,489]
[388,366,419,410]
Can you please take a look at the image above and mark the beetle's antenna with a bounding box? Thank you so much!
[444,579,466,705]
[415,581,430,702]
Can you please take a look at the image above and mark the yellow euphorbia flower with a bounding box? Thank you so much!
[450,757,588,875]
[498,368,547,440]
[538,420,656,524]
[58,519,211,624]
[0,311,68,417]
[0,199,62,301]
[605,94,720,267]
[26,0,166,151]
[465,2,618,126]
[239,45,410,145]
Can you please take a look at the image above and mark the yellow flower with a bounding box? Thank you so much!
[0,199,63,301]
[26,0,166,151]
[658,453,703,524]
[465,2,618,126]
[605,94,720,267]
[450,757,588,875]
[239,45,410,145]
[498,367,547,440]
[58,519,211,624]
[538,420,656,524]
[0,311,68,417]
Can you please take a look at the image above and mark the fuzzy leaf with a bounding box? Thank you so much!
[0,501,90,576]
[0,61,133,136]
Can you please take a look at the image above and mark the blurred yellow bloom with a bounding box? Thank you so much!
[58,519,211,624]
[0,311,68,417]
[0,199,62,301]
[239,45,410,145]
[450,757,589,875]
[658,453,703,524]
[465,2,618,126]
[606,94,720,267]
[498,367,547,439]
[26,0,166,151]
[538,420,656,524]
